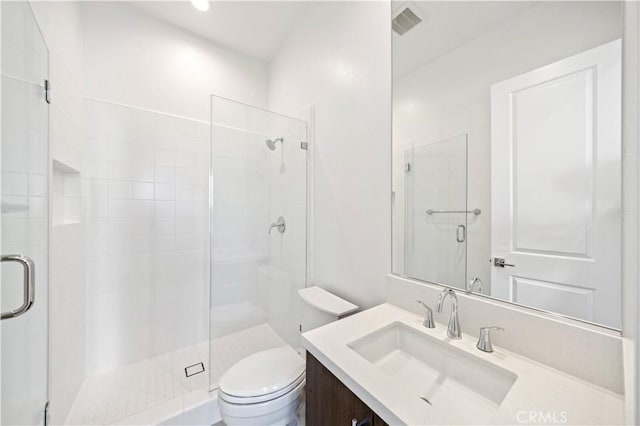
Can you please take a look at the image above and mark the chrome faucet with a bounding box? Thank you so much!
[466,276,483,293]
[269,216,286,234]
[416,300,435,328]
[435,288,461,339]
[476,326,504,353]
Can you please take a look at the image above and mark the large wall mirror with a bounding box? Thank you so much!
[392,1,623,330]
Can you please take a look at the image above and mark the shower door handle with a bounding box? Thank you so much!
[456,225,466,243]
[1,255,35,320]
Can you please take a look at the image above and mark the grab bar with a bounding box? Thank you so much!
[426,208,481,216]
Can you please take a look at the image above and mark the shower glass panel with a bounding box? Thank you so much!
[210,96,307,390]
[70,99,210,425]
[1,2,49,424]
[403,135,467,288]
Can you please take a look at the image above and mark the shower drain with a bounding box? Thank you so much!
[185,362,205,377]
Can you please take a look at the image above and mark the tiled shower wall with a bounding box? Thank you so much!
[83,99,210,375]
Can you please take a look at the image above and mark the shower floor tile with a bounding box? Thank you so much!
[65,323,287,425]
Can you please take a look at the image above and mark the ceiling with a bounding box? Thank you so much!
[393,1,538,79]
[130,1,536,75]
[130,1,311,61]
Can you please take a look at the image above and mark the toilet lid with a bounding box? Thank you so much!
[219,346,305,399]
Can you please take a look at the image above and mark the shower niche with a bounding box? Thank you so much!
[209,95,309,389]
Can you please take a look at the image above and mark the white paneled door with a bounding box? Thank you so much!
[491,40,621,328]
[1,2,50,424]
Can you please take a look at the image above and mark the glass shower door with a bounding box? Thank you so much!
[404,134,467,289]
[1,2,50,425]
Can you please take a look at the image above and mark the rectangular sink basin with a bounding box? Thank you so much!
[348,322,517,422]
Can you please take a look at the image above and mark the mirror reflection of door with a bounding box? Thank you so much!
[404,135,467,288]
[392,1,623,330]
[491,40,621,329]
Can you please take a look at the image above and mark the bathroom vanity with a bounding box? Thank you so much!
[306,353,388,426]
[303,301,625,425]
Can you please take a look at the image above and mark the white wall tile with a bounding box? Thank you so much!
[132,182,154,200]
[154,183,175,201]
[155,165,175,183]
[107,180,132,199]
[131,163,154,182]
[107,161,132,180]
[84,99,210,376]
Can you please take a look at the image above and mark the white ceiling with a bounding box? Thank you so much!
[130,1,536,75]
[130,1,311,61]
[393,1,538,79]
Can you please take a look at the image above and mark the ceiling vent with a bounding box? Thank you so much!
[392,3,423,36]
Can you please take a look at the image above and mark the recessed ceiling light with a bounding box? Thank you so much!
[191,0,209,12]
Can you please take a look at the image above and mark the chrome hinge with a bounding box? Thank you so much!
[300,141,308,150]
[44,80,51,104]
[405,163,411,172]
[44,401,50,426]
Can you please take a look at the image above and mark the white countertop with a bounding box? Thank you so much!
[302,303,625,425]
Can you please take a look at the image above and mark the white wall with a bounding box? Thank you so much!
[30,2,86,424]
[393,1,622,295]
[621,1,640,422]
[268,1,392,310]
[81,2,268,121]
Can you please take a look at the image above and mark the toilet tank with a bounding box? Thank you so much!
[298,286,359,332]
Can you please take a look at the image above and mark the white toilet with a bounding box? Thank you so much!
[217,286,358,426]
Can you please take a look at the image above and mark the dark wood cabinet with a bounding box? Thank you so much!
[306,352,389,426]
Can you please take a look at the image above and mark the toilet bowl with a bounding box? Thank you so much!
[218,287,358,426]
[218,346,305,426]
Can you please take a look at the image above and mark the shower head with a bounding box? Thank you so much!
[266,137,283,151]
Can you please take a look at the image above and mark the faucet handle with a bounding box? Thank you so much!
[476,326,504,353]
[466,276,483,293]
[416,300,435,328]
[268,216,286,234]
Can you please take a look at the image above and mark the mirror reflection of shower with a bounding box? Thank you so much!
[265,137,283,151]
[269,216,286,234]
[266,137,286,172]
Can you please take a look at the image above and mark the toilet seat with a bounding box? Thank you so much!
[219,346,306,405]
[218,378,305,423]
[220,372,305,404]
